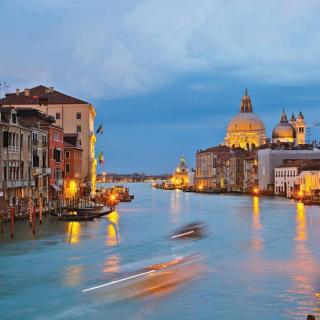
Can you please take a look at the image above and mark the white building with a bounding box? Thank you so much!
[258,148,320,192]
[274,165,299,198]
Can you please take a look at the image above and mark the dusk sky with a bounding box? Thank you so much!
[1,0,320,173]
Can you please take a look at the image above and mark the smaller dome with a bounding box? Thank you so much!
[272,109,296,141]
[272,124,296,139]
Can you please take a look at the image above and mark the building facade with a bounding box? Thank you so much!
[64,134,83,200]
[258,147,320,192]
[0,86,96,195]
[0,107,34,212]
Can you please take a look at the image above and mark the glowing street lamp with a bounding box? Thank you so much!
[253,187,259,196]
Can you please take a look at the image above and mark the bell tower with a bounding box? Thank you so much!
[296,111,306,144]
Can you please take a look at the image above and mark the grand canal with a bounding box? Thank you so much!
[1,183,320,319]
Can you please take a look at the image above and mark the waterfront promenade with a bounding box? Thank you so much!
[1,183,320,319]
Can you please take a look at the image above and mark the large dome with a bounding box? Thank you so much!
[224,89,267,149]
[227,112,265,133]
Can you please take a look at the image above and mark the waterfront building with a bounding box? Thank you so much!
[16,109,64,204]
[172,156,190,187]
[0,107,34,212]
[224,90,267,150]
[194,145,231,189]
[63,134,83,199]
[297,169,320,195]
[243,153,258,193]
[274,159,320,197]
[0,86,96,195]
[258,147,320,192]
[225,149,253,192]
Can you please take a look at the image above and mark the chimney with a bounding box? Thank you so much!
[49,86,54,93]
[16,88,20,96]
[24,88,30,96]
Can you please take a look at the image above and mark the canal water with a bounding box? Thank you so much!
[1,183,320,319]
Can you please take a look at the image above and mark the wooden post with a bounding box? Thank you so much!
[10,207,14,238]
[32,206,36,234]
[0,210,3,235]
[39,197,43,225]
[28,197,32,227]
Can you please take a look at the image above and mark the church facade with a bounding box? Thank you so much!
[224,90,267,150]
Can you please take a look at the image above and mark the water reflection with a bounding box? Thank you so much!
[106,211,120,247]
[170,190,181,224]
[287,202,319,318]
[64,264,84,287]
[66,222,81,245]
[103,255,120,274]
[251,196,263,252]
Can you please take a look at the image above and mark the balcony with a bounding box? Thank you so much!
[42,167,51,175]
[3,179,35,188]
[42,141,48,147]
[32,140,38,146]
[32,168,41,176]
[8,146,19,153]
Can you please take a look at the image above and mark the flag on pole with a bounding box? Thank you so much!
[98,151,105,165]
[96,124,104,135]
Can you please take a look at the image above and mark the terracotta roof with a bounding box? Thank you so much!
[198,145,231,154]
[0,85,89,105]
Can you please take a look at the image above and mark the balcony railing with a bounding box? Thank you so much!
[8,146,19,153]
[32,140,38,146]
[3,179,35,188]
[42,167,51,175]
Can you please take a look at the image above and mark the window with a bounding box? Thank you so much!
[65,151,70,158]
[33,149,39,168]
[53,148,61,162]
[11,113,17,123]
[32,133,38,143]
[42,150,47,168]
[3,131,8,147]
[65,163,70,174]
[20,162,24,179]
[42,134,47,145]
[3,162,7,180]
[77,125,81,133]
[76,112,81,119]
[20,134,23,148]
[53,132,60,141]
[56,112,61,120]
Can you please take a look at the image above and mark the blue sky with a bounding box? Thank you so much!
[1,0,320,173]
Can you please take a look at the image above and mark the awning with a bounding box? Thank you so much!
[51,184,61,191]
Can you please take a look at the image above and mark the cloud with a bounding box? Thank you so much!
[1,0,320,99]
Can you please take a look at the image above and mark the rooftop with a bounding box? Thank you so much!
[0,85,89,105]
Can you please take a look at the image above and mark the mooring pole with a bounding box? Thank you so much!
[28,197,32,227]
[39,198,43,225]
[32,206,36,234]
[10,206,14,238]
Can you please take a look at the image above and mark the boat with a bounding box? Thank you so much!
[303,199,320,205]
[170,222,207,240]
[53,211,95,221]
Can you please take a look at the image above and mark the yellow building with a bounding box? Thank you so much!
[224,90,267,150]
[172,157,189,187]
[298,170,320,194]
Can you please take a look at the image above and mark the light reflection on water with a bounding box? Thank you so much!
[1,184,320,320]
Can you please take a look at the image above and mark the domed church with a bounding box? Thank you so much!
[224,89,267,150]
[272,109,306,144]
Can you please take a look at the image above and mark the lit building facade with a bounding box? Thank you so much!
[224,90,267,150]
[172,157,189,187]
[0,86,96,195]
[64,134,83,200]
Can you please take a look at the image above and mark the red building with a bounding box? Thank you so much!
[63,133,82,199]
[16,108,64,202]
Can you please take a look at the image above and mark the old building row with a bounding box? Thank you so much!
[0,85,96,213]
